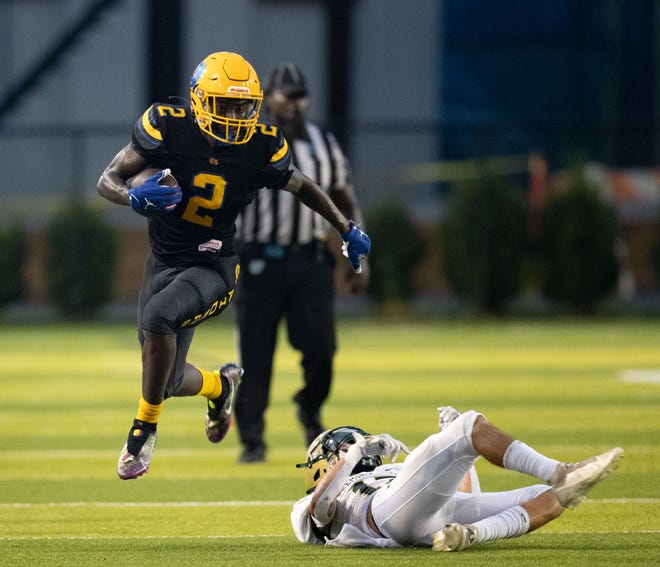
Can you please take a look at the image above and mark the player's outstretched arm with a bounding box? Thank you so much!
[284,167,351,234]
[284,168,371,273]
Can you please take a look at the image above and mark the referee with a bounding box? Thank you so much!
[234,62,369,463]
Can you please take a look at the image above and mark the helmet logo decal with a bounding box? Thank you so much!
[191,62,206,87]
[227,86,250,95]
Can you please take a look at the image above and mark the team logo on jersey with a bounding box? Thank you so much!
[198,239,223,253]
[209,157,219,165]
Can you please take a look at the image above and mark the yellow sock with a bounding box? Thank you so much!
[197,368,223,399]
[136,396,162,424]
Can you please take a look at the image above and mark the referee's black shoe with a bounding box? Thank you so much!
[238,444,266,464]
[296,406,324,447]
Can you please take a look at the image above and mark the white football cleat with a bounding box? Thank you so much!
[550,447,624,509]
[432,523,478,552]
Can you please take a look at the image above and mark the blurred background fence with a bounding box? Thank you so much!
[1,0,659,318]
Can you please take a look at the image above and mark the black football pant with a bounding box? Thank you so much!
[137,251,240,398]
[234,242,336,449]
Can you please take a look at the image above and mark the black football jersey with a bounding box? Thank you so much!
[131,102,293,265]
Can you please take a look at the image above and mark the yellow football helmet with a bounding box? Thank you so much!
[295,426,381,494]
[190,52,263,145]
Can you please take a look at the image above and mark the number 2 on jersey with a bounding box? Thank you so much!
[182,173,226,227]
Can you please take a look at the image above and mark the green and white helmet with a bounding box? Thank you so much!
[295,426,382,494]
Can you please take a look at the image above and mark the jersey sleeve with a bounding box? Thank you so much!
[290,496,324,545]
[132,104,165,156]
[258,127,294,190]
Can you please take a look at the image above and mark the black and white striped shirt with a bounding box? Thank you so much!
[238,122,351,246]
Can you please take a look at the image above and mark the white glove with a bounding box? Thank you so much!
[437,406,461,432]
[352,432,410,463]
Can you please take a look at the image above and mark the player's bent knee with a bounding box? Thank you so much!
[455,410,483,435]
[142,301,180,334]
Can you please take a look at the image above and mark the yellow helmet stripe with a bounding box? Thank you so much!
[270,138,289,163]
[141,108,163,142]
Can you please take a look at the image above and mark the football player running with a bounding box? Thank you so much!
[97,52,371,480]
[291,407,623,551]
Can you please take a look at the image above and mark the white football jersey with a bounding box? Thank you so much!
[290,464,402,548]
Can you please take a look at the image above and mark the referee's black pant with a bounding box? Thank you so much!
[234,241,336,450]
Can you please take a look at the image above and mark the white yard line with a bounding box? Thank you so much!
[1,531,659,542]
[0,500,294,508]
[1,498,657,509]
[0,534,287,541]
[1,499,658,542]
[620,369,660,383]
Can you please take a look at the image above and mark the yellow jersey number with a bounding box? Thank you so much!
[182,173,226,227]
[149,106,228,228]
[256,123,277,137]
[156,105,186,118]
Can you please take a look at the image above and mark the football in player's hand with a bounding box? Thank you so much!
[127,167,182,216]
[129,167,178,188]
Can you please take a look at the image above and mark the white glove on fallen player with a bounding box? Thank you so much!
[437,406,462,432]
[352,432,410,463]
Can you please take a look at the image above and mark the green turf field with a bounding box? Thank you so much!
[1,319,659,566]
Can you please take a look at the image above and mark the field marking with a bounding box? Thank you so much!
[587,498,659,504]
[0,448,301,459]
[545,530,660,534]
[0,531,658,542]
[1,498,657,509]
[0,534,288,541]
[620,369,660,383]
[0,500,294,508]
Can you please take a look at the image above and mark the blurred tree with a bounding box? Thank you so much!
[46,202,117,319]
[365,200,425,310]
[0,216,27,306]
[442,167,526,314]
[540,166,619,313]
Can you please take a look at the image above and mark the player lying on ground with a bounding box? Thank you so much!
[291,406,623,551]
